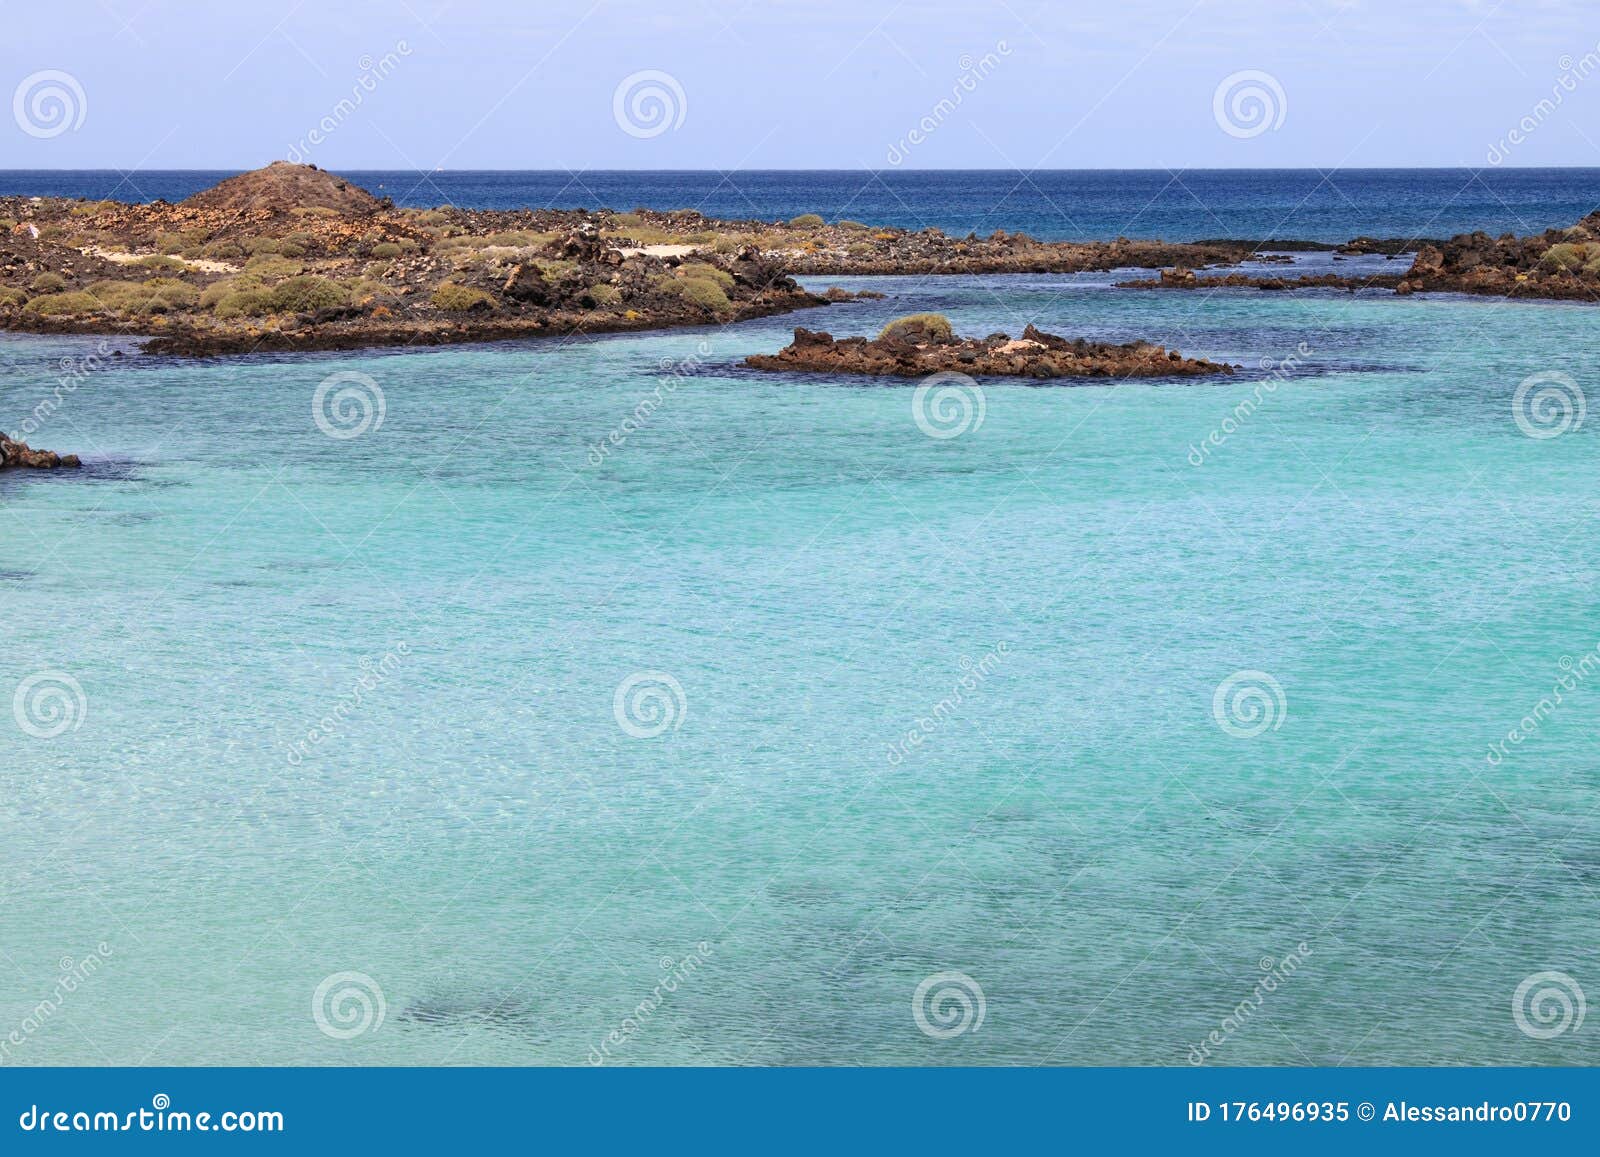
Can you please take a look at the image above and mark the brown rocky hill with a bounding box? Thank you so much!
[181,161,383,215]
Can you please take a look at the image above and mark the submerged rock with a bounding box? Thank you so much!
[745,322,1235,379]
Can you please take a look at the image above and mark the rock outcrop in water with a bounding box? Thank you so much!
[0,433,79,470]
[1395,212,1600,300]
[745,318,1234,379]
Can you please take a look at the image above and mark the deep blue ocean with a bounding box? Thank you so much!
[2,168,1596,242]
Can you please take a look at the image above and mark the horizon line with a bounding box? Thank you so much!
[5,164,1600,174]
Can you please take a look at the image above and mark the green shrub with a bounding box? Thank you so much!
[266,276,347,313]
[656,273,730,312]
[878,312,953,342]
[244,254,303,279]
[583,283,621,307]
[29,272,67,293]
[1540,243,1586,271]
[212,288,275,318]
[200,279,245,309]
[85,278,198,314]
[836,219,868,230]
[203,239,246,261]
[136,254,186,272]
[23,291,102,316]
[431,283,495,311]
[370,242,403,259]
[789,213,825,227]
[0,287,27,307]
[276,241,307,259]
[677,262,733,289]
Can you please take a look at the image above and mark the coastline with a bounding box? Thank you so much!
[1,164,1596,363]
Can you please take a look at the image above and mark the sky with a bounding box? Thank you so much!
[2,0,1599,170]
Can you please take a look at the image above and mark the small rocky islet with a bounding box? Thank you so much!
[0,432,79,472]
[745,314,1235,379]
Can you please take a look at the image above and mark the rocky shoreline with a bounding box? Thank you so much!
[1116,266,1407,292]
[0,163,1596,368]
[745,315,1235,379]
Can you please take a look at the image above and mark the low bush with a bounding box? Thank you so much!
[877,312,953,341]
[431,283,495,311]
[677,262,733,289]
[1540,243,1586,271]
[370,242,404,259]
[582,283,621,307]
[244,254,303,279]
[789,213,825,227]
[212,288,275,319]
[86,278,198,314]
[30,272,67,293]
[266,276,347,312]
[0,287,27,307]
[655,273,730,312]
[23,291,102,316]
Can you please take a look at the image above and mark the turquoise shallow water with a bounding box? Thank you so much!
[2,263,1597,1065]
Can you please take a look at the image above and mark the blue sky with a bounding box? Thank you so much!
[3,0,1599,169]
